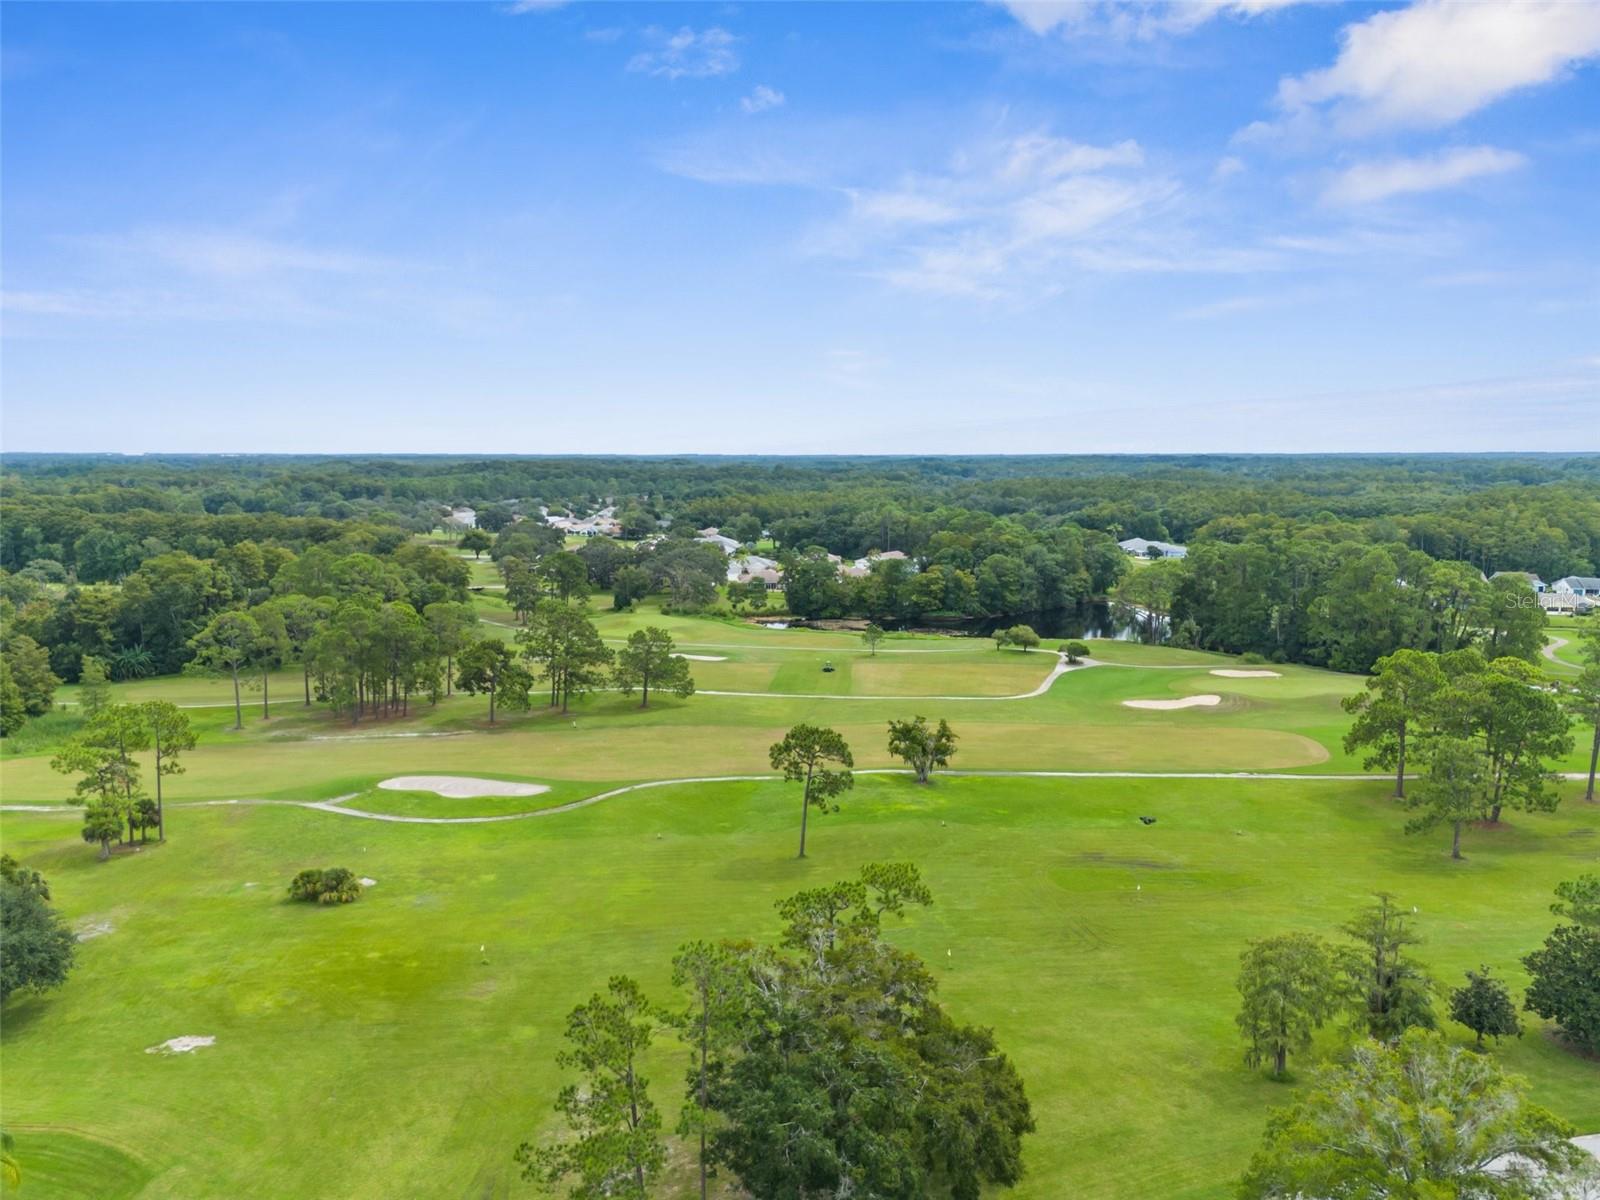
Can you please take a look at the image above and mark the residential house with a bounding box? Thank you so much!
[1490,571,1546,593]
[1118,537,1187,559]
[728,553,779,582]
[1552,576,1600,597]
[841,549,913,579]
[695,528,742,555]
[734,565,785,591]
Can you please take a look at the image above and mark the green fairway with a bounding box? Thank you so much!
[4,608,1598,1199]
[2,773,1596,1199]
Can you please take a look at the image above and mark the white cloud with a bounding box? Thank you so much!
[994,0,1316,40]
[627,27,739,80]
[1211,155,1246,182]
[503,0,568,13]
[1275,0,1600,134]
[1322,145,1526,205]
[664,123,1290,298]
[740,85,785,114]
[76,228,393,278]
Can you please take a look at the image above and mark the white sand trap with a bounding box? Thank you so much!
[1122,694,1223,710]
[359,877,377,887]
[676,654,727,661]
[76,919,114,941]
[377,776,550,799]
[1210,669,1282,678]
[146,1035,214,1054]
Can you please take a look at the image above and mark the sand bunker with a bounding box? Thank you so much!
[359,877,377,887]
[146,1036,214,1054]
[377,776,550,799]
[1122,695,1223,710]
[1211,669,1281,678]
[676,654,727,662]
[76,920,114,941]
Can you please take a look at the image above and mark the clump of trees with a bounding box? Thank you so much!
[287,868,363,905]
[517,864,1035,1200]
[50,701,195,857]
[1523,873,1600,1055]
[612,628,694,708]
[1238,1030,1590,1199]
[1234,894,1440,1079]
[0,855,76,1003]
[1343,648,1573,857]
[886,715,958,784]
[994,624,1040,652]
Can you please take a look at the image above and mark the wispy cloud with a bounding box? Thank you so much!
[1322,145,1526,205]
[627,27,739,80]
[1267,0,1600,136]
[74,228,397,279]
[993,0,1317,41]
[662,120,1295,298]
[740,85,785,114]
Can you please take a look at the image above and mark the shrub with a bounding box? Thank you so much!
[1240,652,1268,665]
[1062,640,1089,663]
[1006,624,1040,652]
[288,867,363,905]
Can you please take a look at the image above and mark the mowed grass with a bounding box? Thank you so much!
[4,609,1598,1198]
[7,608,1596,805]
[2,774,1596,1199]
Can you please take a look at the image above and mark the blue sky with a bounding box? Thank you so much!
[2,1,1596,453]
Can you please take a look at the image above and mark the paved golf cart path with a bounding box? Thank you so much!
[15,767,1594,827]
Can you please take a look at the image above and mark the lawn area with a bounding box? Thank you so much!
[4,608,1598,1200]
[1543,620,1594,681]
[2,773,1596,1199]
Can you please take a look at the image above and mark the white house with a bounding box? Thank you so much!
[1118,537,1187,559]
[840,549,913,578]
[695,527,742,555]
[1491,571,1545,593]
[1552,575,1600,597]
[728,553,779,582]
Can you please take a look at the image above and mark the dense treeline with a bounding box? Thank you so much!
[2,455,1597,717]
[6,454,1598,580]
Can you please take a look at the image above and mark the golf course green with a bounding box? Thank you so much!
[3,607,1597,1199]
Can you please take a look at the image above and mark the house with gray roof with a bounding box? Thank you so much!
[1118,537,1187,559]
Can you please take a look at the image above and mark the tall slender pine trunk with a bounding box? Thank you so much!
[1394,721,1406,799]
[797,762,813,858]
[1586,723,1599,801]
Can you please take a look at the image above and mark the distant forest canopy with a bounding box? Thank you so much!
[5,452,1598,576]
[0,454,1595,699]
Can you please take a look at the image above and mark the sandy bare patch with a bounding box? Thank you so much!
[676,654,727,661]
[1122,694,1223,710]
[377,776,550,799]
[359,877,377,887]
[146,1036,214,1054]
[1211,669,1281,678]
[76,919,114,941]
